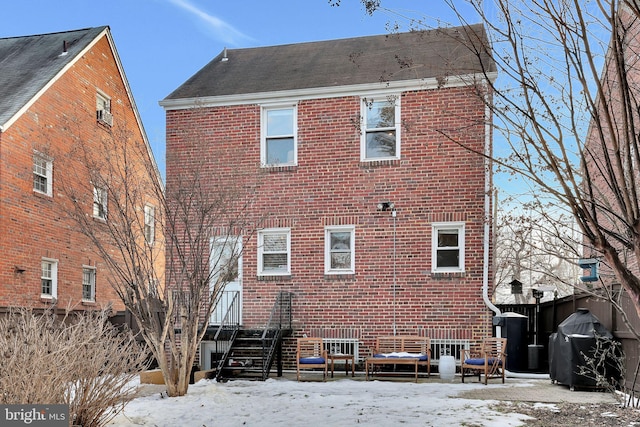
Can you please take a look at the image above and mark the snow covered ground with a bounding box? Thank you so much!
[107,377,534,426]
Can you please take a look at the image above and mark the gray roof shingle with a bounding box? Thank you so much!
[0,27,107,128]
[164,24,495,101]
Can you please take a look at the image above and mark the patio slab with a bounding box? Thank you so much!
[456,378,619,404]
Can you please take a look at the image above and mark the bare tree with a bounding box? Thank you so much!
[59,115,260,397]
[345,0,640,328]
[494,200,580,304]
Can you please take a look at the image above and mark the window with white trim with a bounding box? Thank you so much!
[82,266,96,302]
[93,185,107,220]
[325,226,355,274]
[432,222,465,273]
[361,96,401,161]
[41,259,58,298]
[258,228,291,276]
[96,92,113,126]
[33,154,53,196]
[144,204,155,244]
[261,105,297,166]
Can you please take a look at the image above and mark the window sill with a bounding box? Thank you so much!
[33,190,53,200]
[81,300,96,306]
[359,159,401,168]
[96,119,113,130]
[324,274,355,281]
[40,296,54,303]
[257,275,292,282]
[430,271,466,279]
[261,165,298,173]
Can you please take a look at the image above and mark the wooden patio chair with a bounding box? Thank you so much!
[296,337,328,381]
[461,337,507,385]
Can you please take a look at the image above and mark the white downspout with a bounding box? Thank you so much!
[483,102,501,334]
[483,91,549,380]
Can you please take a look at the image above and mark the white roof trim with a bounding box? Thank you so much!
[160,72,498,110]
[104,29,163,186]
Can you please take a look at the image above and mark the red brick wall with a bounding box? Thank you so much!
[166,85,494,358]
[0,35,152,312]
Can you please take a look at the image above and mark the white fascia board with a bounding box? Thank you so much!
[160,72,497,110]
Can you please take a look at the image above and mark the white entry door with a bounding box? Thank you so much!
[210,236,242,325]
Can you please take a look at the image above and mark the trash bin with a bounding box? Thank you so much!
[501,312,528,372]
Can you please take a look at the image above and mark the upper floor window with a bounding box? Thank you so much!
[96,92,113,126]
[41,259,58,299]
[258,228,290,276]
[33,153,53,196]
[93,185,107,220]
[261,106,297,167]
[361,96,401,161]
[325,226,355,274]
[144,204,155,244]
[82,266,96,302]
[431,222,465,273]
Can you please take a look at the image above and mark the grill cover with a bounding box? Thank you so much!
[548,308,617,389]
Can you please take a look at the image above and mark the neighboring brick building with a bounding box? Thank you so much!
[0,27,161,313]
[161,26,497,368]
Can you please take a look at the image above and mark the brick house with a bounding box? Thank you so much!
[161,26,497,372]
[0,27,161,314]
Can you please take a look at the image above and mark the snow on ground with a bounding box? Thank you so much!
[107,377,533,427]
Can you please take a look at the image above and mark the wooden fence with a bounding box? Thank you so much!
[500,286,639,391]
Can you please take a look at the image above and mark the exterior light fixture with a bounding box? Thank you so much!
[377,201,395,211]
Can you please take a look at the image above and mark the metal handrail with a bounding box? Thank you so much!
[212,291,241,379]
[261,291,293,340]
[259,291,293,379]
[213,290,241,341]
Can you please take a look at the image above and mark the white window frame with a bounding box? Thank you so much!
[431,222,465,273]
[260,104,297,167]
[96,91,113,126]
[324,226,355,274]
[257,228,291,276]
[82,266,96,302]
[41,258,58,299]
[33,153,53,196]
[360,95,401,161]
[144,204,155,244]
[96,91,111,113]
[93,185,107,220]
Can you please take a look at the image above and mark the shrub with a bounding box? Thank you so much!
[0,306,149,426]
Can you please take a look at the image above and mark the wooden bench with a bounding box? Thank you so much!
[365,336,431,382]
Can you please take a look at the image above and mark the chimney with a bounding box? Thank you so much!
[221,47,228,62]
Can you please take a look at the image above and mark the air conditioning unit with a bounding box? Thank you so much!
[96,109,113,126]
